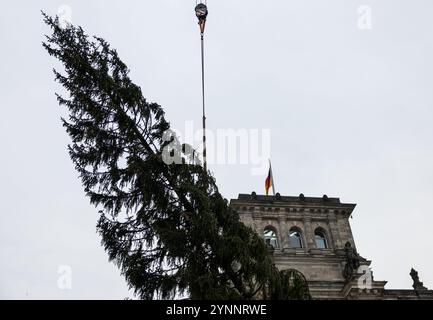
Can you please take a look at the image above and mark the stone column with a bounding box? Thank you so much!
[277,217,287,249]
[327,211,341,250]
[303,216,315,250]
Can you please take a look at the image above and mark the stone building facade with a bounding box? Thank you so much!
[230,193,433,300]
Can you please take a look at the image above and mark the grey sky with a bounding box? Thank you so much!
[1,0,432,299]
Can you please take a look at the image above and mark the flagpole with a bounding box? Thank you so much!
[269,159,276,196]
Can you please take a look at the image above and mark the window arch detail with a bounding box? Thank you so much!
[264,226,279,248]
[314,228,328,249]
[289,227,303,249]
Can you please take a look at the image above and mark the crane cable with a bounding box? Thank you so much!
[195,0,208,172]
[201,26,207,172]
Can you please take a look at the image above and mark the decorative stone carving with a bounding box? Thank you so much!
[410,268,428,291]
[343,242,360,282]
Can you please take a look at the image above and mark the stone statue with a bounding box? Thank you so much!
[343,241,360,282]
[410,268,428,291]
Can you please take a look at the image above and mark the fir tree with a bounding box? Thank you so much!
[42,13,310,300]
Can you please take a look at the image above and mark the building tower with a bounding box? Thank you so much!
[230,192,433,299]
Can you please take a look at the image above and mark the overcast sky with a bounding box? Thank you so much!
[1,0,433,299]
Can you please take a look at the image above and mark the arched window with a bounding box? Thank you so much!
[264,227,278,248]
[289,228,303,248]
[314,229,328,249]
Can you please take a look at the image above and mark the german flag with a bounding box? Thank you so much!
[265,167,272,196]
